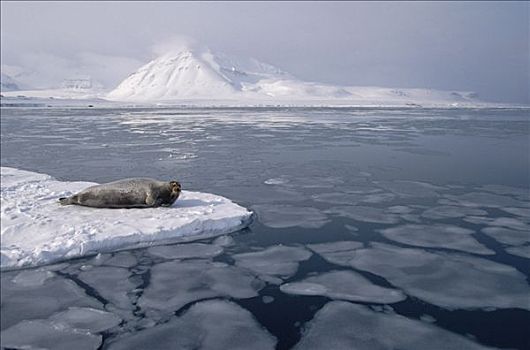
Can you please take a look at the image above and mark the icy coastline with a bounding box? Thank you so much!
[0,167,252,270]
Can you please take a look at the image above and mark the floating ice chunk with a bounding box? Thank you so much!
[505,246,530,259]
[264,177,289,185]
[379,224,494,255]
[481,227,530,246]
[12,269,55,287]
[487,217,530,231]
[233,245,312,280]
[294,301,493,350]
[327,206,400,224]
[262,295,275,304]
[375,180,442,198]
[307,241,363,266]
[387,205,414,214]
[78,266,138,310]
[280,270,405,303]
[1,273,101,330]
[361,192,396,203]
[1,320,101,350]
[103,251,137,268]
[213,235,235,247]
[108,300,276,350]
[148,242,223,259]
[50,307,122,333]
[349,243,530,310]
[421,206,487,220]
[139,260,262,314]
[444,192,526,208]
[252,204,329,228]
[499,207,530,218]
[479,184,529,198]
[0,167,252,270]
[312,192,363,205]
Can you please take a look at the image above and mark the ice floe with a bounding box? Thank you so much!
[280,270,406,303]
[0,167,252,269]
[108,300,276,350]
[379,224,494,255]
[147,242,224,260]
[294,301,494,349]
[374,180,443,198]
[326,206,400,224]
[138,260,263,315]
[307,241,363,266]
[444,192,527,208]
[50,307,121,333]
[233,245,312,282]
[1,320,102,350]
[421,206,487,220]
[1,272,101,330]
[349,243,530,310]
[252,204,329,228]
[505,246,530,259]
[481,227,530,246]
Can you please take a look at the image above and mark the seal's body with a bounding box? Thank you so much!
[59,178,181,208]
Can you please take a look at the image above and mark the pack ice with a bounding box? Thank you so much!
[0,167,252,270]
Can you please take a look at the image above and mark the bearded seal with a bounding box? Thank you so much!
[59,178,181,208]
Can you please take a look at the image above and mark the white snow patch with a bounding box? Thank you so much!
[0,167,252,270]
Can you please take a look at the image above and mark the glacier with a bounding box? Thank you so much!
[0,167,252,270]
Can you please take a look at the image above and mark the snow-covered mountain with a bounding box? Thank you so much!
[106,47,484,106]
[0,73,20,91]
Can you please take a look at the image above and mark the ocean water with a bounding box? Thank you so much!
[1,107,529,349]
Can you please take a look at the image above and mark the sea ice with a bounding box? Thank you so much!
[1,320,102,350]
[107,300,276,350]
[444,192,526,208]
[50,307,122,333]
[349,243,530,310]
[374,180,442,198]
[481,227,530,246]
[78,266,139,310]
[505,246,530,259]
[280,270,406,303]
[138,260,263,314]
[252,204,329,228]
[326,206,400,224]
[294,301,494,349]
[306,241,363,266]
[1,273,101,330]
[379,224,494,255]
[233,245,312,281]
[421,206,487,219]
[0,167,252,269]
[147,242,223,259]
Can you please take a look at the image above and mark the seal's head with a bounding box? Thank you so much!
[165,180,181,206]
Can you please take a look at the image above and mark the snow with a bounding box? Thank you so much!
[349,243,530,310]
[280,270,406,303]
[103,47,492,107]
[379,224,494,255]
[0,167,252,270]
[294,301,494,349]
[107,300,276,350]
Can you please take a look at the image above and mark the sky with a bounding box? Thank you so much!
[1,1,528,103]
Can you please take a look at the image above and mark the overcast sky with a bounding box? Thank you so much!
[1,1,528,103]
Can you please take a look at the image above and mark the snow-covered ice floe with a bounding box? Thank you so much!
[0,167,252,270]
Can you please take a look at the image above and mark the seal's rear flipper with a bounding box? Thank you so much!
[59,197,73,205]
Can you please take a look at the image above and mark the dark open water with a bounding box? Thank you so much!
[1,107,529,349]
